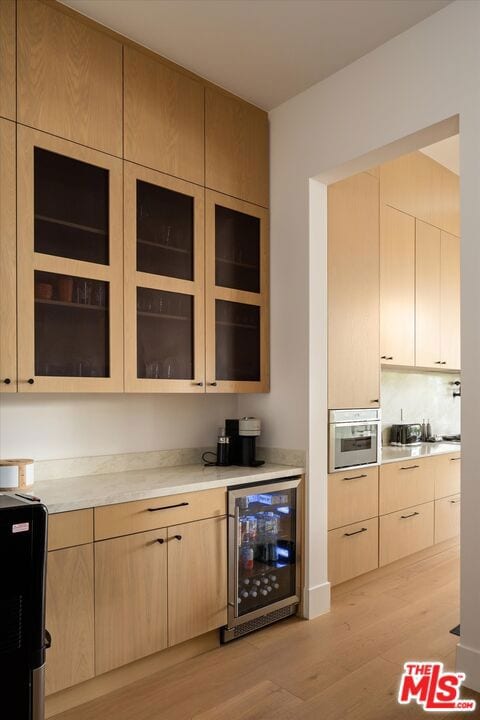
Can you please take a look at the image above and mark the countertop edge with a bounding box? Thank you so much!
[38,465,305,514]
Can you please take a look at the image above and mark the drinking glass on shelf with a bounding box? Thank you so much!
[75,279,92,305]
[94,283,106,307]
[163,356,177,379]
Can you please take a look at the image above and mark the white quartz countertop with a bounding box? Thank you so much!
[28,463,304,514]
[381,443,461,465]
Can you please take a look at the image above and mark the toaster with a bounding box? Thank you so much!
[390,423,422,445]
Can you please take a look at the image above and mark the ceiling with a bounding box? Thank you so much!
[60,0,452,110]
[420,135,459,175]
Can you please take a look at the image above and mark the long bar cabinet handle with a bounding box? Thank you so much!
[401,511,420,519]
[450,457,461,461]
[400,465,420,471]
[342,474,368,481]
[344,527,368,537]
[147,501,189,512]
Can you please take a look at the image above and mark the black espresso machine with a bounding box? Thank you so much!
[225,417,265,467]
[0,493,49,720]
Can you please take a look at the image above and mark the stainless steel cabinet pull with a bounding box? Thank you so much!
[344,527,368,537]
[147,501,189,512]
[342,474,368,481]
[450,457,461,461]
[401,511,419,519]
[400,465,420,470]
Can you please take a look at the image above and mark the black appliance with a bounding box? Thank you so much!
[222,477,301,642]
[0,493,48,720]
[225,417,264,468]
[390,423,422,445]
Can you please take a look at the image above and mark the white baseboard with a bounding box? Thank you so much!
[456,642,480,692]
[302,581,331,619]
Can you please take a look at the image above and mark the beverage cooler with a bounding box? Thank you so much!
[222,477,301,642]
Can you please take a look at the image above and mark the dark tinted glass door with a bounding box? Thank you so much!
[34,271,109,377]
[215,205,260,293]
[137,287,194,380]
[136,180,194,281]
[215,300,260,381]
[235,487,297,618]
[34,148,109,265]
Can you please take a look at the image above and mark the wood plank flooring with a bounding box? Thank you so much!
[53,538,480,720]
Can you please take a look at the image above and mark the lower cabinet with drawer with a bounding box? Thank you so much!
[379,459,434,515]
[328,517,379,586]
[379,501,434,567]
[328,466,378,531]
[433,453,461,499]
[435,494,460,544]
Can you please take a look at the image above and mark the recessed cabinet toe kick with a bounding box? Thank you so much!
[223,477,302,642]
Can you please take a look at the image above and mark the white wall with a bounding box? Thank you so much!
[246,0,480,690]
[0,394,237,460]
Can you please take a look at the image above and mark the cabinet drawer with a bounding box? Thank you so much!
[435,494,461,544]
[328,467,378,530]
[380,502,434,567]
[94,488,227,540]
[433,453,461,499]
[379,459,434,515]
[48,509,93,551]
[328,517,378,586]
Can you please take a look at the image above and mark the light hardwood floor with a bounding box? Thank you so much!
[53,538,480,720]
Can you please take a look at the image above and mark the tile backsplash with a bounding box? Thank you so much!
[381,369,461,444]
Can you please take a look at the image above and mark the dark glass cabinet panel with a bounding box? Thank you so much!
[235,487,297,618]
[137,287,194,379]
[34,271,109,377]
[215,300,260,381]
[34,148,109,264]
[136,180,194,281]
[215,205,260,293]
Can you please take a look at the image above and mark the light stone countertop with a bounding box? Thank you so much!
[27,463,304,514]
[381,442,461,465]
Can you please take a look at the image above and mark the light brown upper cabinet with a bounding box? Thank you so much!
[0,118,16,391]
[17,0,122,156]
[205,190,269,393]
[124,163,205,392]
[416,220,460,370]
[0,0,15,120]
[380,151,460,237]
[16,126,124,392]
[440,231,461,370]
[328,172,380,409]
[380,205,415,367]
[205,88,269,208]
[124,47,204,185]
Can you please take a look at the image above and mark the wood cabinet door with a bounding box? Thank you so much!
[380,205,415,367]
[415,220,441,369]
[328,467,378,531]
[0,0,15,120]
[328,172,380,409]
[124,47,204,185]
[17,0,122,155]
[16,127,124,392]
[435,494,460,544]
[205,88,269,208]
[0,118,16,391]
[95,528,168,675]
[379,501,434,567]
[379,459,434,516]
[168,517,227,647]
[45,545,95,695]
[433,453,461,499]
[440,231,461,370]
[124,162,205,392]
[205,190,269,393]
[328,517,378,586]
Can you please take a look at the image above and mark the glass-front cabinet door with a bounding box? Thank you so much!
[228,478,301,627]
[17,127,123,392]
[206,190,269,392]
[124,163,204,392]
